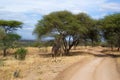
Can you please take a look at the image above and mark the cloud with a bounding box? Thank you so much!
[0,6,4,9]
[1,0,119,19]
[101,3,120,12]
[0,11,41,23]
[0,0,120,39]
[0,0,107,14]
[0,11,40,39]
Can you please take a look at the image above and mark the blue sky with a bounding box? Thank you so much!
[0,0,120,40]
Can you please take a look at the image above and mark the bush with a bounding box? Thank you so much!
[15,48,27,60]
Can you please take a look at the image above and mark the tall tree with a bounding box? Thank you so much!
[34,11,87,55]
[85,20,100,46]
[0,20,23,56]
[100,13,120,50]
[76,13,100,46]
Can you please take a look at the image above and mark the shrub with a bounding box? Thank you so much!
[15,48,27,60]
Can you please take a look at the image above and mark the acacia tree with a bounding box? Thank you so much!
[85,20,100,46]
[100,13,120,51]
[0,20,22,56]
[76,13,100,46]
[34,11,87,55]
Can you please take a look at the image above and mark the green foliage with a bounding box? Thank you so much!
[76,13,100,46]
[0,20,22,33]
[76,13,92,33]
[33,11,79,38]
[15,48,28,60]
[0,28,6,39]
[34,11,120,53]
[100,13,120,50]
[33,11,99,55]
[0,33,21,49]
[0,20,23,56]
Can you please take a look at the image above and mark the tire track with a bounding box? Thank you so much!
[115,59,120,73]
[92,57,106,80]
[95,57,120,80]
[54,49,120,80]
[69,57,104,80]
[54,57,94,80]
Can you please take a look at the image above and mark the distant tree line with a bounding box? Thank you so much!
[33,11,120,55]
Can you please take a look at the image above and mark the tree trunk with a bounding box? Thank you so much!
[110,42,113,51]
[92,40,94,47]
[3,48,7,57]
[117,47,120,51]
[91,38,94,47]
[84,39,87,48]
[64,49,70,56]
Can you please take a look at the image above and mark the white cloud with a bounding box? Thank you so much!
[0,0,119,39]
[0,0,119,18]
[0,0,107,14]
[101,3,120,12]
[22,27,34,30]
[0,11,41,25]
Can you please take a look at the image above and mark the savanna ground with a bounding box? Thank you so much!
[0,46,120,80]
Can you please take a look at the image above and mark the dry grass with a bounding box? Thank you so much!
[0,46,120,80]
[0,47,92,80]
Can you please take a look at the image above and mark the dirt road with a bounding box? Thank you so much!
[54,54,120,80]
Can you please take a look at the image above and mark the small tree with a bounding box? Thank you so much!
[1,33,21,56]
[0,20,23,56]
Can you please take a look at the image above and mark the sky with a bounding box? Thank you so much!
[0,0,120,40]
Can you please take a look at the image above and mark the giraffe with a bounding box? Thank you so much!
[51,36,63,58]
[51,43,60,57]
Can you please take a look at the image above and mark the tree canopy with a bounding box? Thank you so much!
[0,20,22,33]
[0,20,23,56]
[34,11,100,55]
[100,13,120,50]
